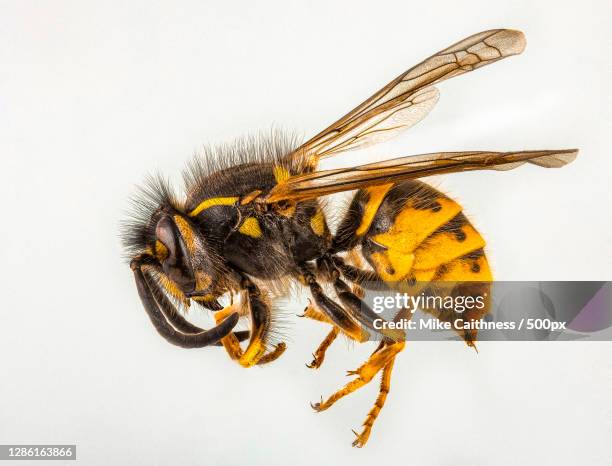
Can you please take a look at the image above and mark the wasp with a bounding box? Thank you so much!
[122,29,577,447]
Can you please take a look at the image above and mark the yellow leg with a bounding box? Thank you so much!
[215,304,243,361]
[257,342,287,364]
[301,301,333,324]
[352,358,395,448]
[306,327,339,369]
[235,281,274,368]
[238,333,266,367]
[301,302,344,369]
[311,341,405,412]
[215,305,285,366]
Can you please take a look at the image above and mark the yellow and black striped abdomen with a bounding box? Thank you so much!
[338,180,492,344]
[354,181,491,283]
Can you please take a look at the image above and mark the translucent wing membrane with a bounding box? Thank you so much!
[294,29,526,161]
[303,86,440,157]
[266,150,578,202]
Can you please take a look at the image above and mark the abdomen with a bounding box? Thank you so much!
[336,180,492,344]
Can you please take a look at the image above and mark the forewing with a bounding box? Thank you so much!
[267,149,578,202]
[294,29,526,161]
[304,86,440,157]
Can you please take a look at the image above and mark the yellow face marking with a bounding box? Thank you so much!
[356,184,393,236]
[273,165,291,184]
[310,208,326,236]
[238,217,262,238]
[173,215,197,254]
[372,197,462,254]
[189,196,238,217]
[413,224,486,270]
[154,240,169,261]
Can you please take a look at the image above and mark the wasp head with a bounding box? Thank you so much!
[152,211,226,309]
[122,176,228,311]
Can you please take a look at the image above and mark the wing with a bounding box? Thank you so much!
[266,149,578,203]
[292,29,526,162]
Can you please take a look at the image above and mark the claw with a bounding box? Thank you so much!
[351,428,369,448]
[346,369,358,377]
[310,396,324,412]
[306,353,323,369]
[299,300,314,318]
[306,353,318,369]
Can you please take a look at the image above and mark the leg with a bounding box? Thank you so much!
[332,255,387,290]
[300,301,342,369]
[347,250,366,298]
[306,327,339,369]
[300,266,367,343]
[214,303,246,361]
[333,276,404,342]
[239,278,271,367]
[303,256,394,338]
[300,258,401,367]
[301,301,333,324]
[352,358,396,448]
[215,280,286,367]
[312,340,405,412]
[257,343,287,364]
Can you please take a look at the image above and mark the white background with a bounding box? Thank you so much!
[1,1,611,465]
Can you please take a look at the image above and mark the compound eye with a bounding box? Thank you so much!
[154,216,196,291]
[155,216,178,263]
